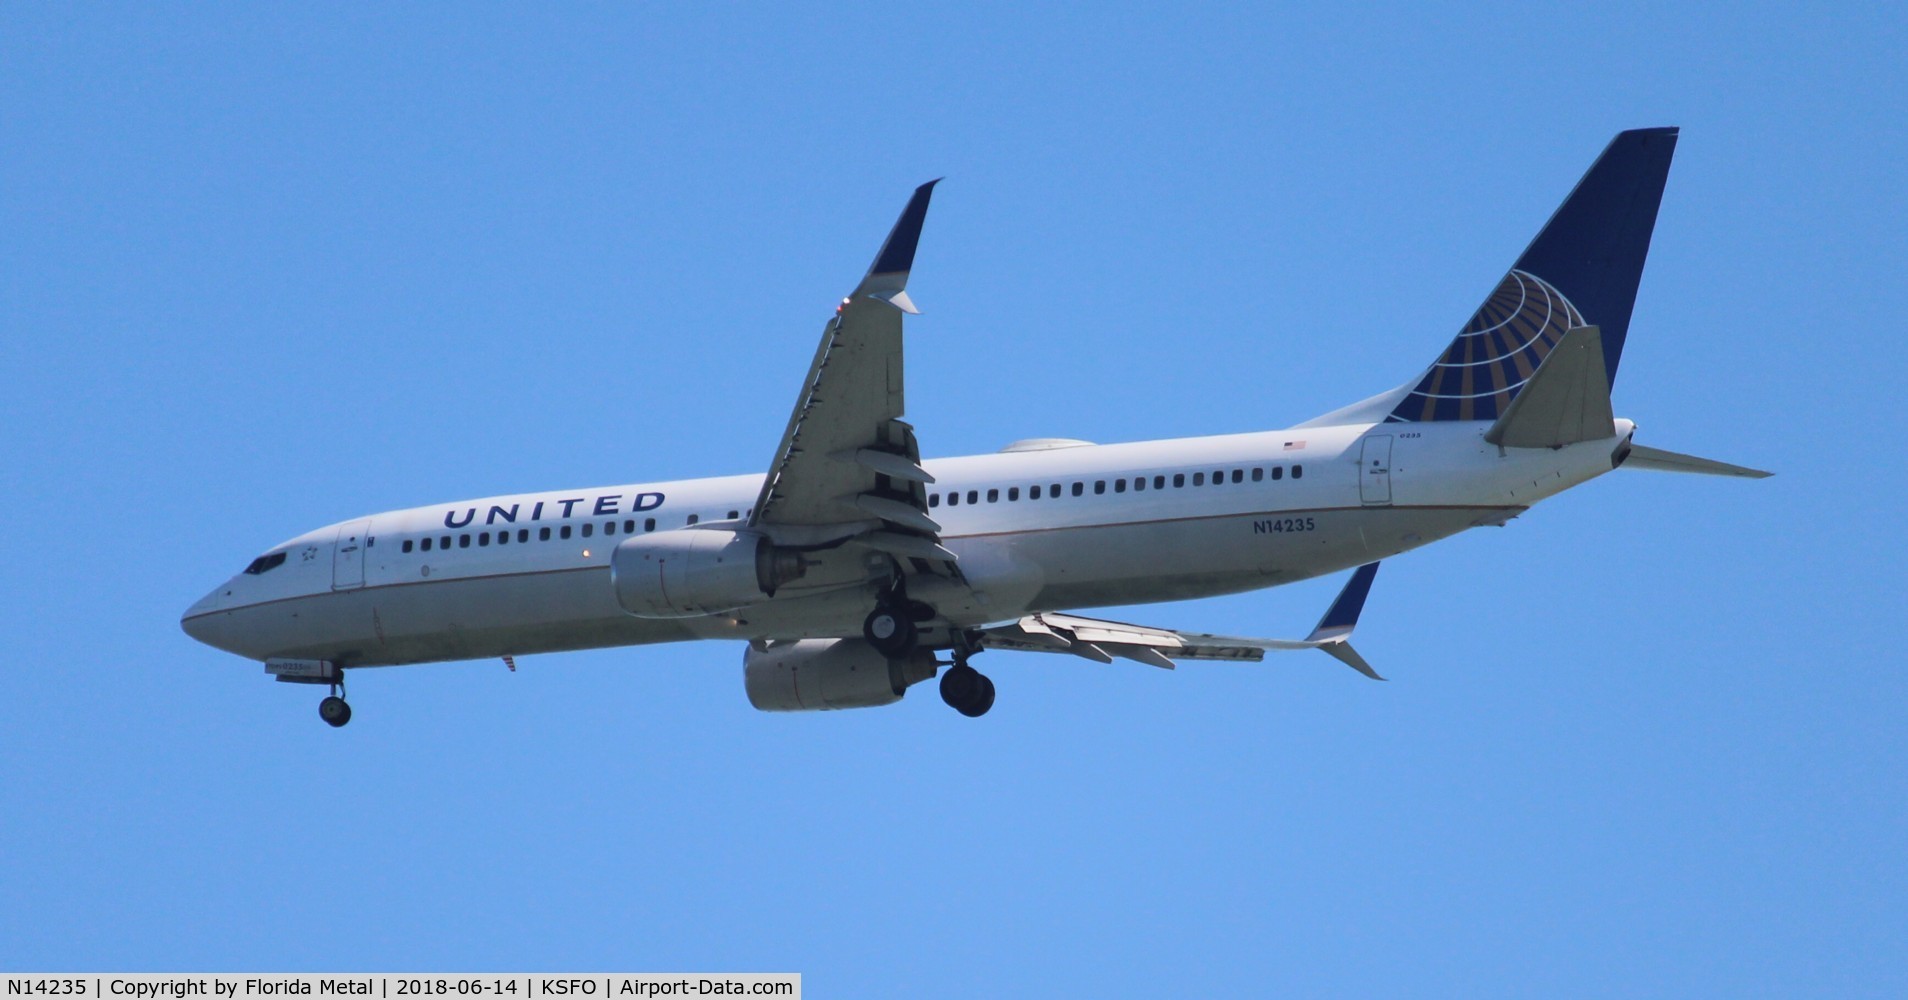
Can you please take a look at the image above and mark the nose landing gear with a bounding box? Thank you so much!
[318,695,352,727]
[318,675,352,728]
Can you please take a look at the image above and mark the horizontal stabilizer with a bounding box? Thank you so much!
[1484,326,1617,448]
[1619,443,1772,478]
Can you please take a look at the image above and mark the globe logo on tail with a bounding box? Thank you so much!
[1388,269,1585,423]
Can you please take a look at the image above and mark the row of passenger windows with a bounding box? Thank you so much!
[400,511,742,554]
[393,463,1303,553]
[927,464,1303,508]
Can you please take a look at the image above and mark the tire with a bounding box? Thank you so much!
[864,607,917,656]
[940,664,980,709]
[956,672,996,718]
[319,696,352,728]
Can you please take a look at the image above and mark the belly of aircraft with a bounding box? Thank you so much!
[1019,505,1507,611]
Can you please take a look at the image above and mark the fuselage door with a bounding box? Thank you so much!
[1359,435,1393,506]
[332,519,372,590]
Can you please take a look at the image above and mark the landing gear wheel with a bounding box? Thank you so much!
[319,696,352,728]
[939,664,995,717]
[972,673,996,717]
[864,606,918,657]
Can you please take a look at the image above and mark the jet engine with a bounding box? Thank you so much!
[610,529,807,619]
[744,638,938,711]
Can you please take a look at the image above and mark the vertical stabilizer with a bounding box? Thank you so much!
[1388,127,1678,423]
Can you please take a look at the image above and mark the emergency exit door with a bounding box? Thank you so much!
[1359,435,1393,505]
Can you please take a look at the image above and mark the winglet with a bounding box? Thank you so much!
[1306,562,1384,680]
[1307,562,1379,642]
[856,179,941,312]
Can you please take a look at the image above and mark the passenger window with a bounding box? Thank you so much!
[967,490,978,505]
[1050,483,1061,496]
[947,492,959,507]
[1232,469,1244,483]
[930,493,941,507]
[582,523,594,537]
[1114,479,1126,493]
[1251,468,1263,482]
[519,529,529,543]
[1213,469,1224,483]
[987,488,999,503]
[540,527,552,541]
[1030,485,1042,499]
[1293,464,1304,479]
[624,520,635,534]
[1072,482,1084,497]
[402,540,414,553]
[421,538,432,552]
[1192,472,1204,486]
[604,521,617,536]
[645,518,656,532]
[1173,473,1185,488]
[1272,466,1283,480]
[441,535,451,549]
[1008,487,1020,501]
[1133,477,1145,492]
[1094,481,1106,495]
[560,526,572,540]
[459,535,471,548]
[1154,475,1166,489]
[479,532,490,546]
[497,532,509,545]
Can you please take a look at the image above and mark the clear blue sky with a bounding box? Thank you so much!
[4,3,1904,995]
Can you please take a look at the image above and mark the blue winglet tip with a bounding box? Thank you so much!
[1316,562,1380,633]
[868,179,941,277]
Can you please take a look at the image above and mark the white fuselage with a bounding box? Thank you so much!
[181,418,1631,669]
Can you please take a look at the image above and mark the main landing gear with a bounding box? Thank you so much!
[939,660,996,717]
[863,582,934,658]
[865,577,994,717]
[938,634,995,718]
[863,604,917,657]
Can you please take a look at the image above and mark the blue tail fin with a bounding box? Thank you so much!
[1388,127,1678,424]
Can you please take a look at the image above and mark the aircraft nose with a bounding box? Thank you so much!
[180,586,228,646]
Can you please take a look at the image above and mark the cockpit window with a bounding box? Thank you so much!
[243,551,288,575]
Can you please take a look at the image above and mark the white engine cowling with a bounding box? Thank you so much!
[610,529,806,619]
[745,639,938,711]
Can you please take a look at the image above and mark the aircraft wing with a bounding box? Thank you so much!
[747,181,957,572]
[976,563,1385,679]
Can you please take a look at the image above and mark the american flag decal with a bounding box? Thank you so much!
[1283,440,1306,451]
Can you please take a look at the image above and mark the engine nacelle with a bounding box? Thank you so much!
[610,529,806,619]
[744,639,938,711]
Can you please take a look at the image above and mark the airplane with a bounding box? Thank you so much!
[182,126,1768,727]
